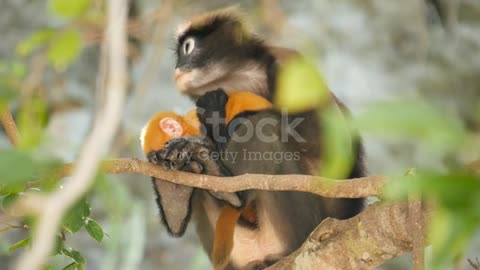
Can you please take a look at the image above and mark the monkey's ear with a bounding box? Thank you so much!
[159,117,184,137]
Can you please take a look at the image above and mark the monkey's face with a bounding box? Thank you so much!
[174,19,267,98]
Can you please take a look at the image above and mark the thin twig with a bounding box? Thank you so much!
[468,257,480,270]
[406,168,425,270]
[409,196,425,270]
[14,0,128,269]
[1,110,19,146]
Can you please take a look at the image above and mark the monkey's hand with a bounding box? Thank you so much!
[196,89,229,149]
[155,136,243,208]
[196,88,229,113]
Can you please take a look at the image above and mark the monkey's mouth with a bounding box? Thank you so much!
[174,68,190,91]
[173,68,218,92]
[173,66,232,97]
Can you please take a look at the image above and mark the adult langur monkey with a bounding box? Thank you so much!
[149,9,366,270]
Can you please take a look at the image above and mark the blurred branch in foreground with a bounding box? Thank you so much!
[1,110,18,146]
[13,0,128,269]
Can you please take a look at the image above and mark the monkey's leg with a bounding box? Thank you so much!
[212,206,241,270]
[147,151,196,237]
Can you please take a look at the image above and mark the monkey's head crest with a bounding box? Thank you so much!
[173,8,269,98]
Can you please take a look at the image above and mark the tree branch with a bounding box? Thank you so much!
[268,201,431,270]
[47,158,385,198]
[1,110,19,146]
[14,0,128,269]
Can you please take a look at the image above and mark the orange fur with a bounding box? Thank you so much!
[141,91,270,270]
[212,206,242,270]
[141,109,200,155]
[225,91,272,123]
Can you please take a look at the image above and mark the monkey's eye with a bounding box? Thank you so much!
[182,37,195,55]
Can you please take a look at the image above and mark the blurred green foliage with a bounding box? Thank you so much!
[276,57,355,179]
[0,150,36,194]
[0,1,106,269]
[355,100,466,153]
[0,1,477,269]
[47,29,83,71]
[0,60,24,112]
[275,57,330,113]
[16,0,88,71]
[275,51,478,270]
[49,0,91,19]
[386,172,480,269]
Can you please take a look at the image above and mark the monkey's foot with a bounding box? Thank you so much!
[157,136,243,208]
[157,136,216,172]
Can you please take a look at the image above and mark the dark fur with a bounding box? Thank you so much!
[156,13,367,269]
[176,14,277,95]
[147,151,195,237]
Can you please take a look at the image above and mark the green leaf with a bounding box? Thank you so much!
[318,105,356,179]
[47,29,83,71]
[1,194,19,210]
[33,161,66,192]
[384,171,480,269]
[53,235,65,255]
[85,219,104,243]
[17,97,48,150]
[354,100,465,152]
[62,262,78,270]
[275,57,330,113]
[385,172,480,210]
[23,216,35,227]
[49,0,91,18]
[63,199,90,233]
[0,83,16,102]
[0,60,23,109]
[16,30,54,57]
[0,150,36,195]
[61,247,86,264]
[9,237,31,253]
[428,208,478,269]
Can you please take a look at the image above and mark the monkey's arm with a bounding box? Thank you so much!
[142,110,241,237]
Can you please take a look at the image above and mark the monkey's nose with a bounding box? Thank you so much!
[174,68,185,81]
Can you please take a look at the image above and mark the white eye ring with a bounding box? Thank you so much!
[182,38,195,55]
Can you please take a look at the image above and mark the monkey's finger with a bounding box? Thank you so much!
[182,161,204,174]
[168,141,209,170]
[190,149,220,174]
[147,149,167,164]
[164,140,190,162]
[168,149,191,170]
[161,138,188,159]
[161,161,171,171]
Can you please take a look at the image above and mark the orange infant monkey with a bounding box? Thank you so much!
[141,91,272,270]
